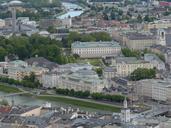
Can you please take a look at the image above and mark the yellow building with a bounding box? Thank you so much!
[125,33,157,50]
[114,57,154,77]
[144,22,171,31]
[8,66,48,80]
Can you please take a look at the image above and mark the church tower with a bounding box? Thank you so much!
[157,29,166,46]
[121,97,131,123]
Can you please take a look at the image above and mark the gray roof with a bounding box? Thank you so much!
[1,111,59,128]
[72,41,121,48]
[25,57,58,70]
[127,33,156,40]
[10,106,40,115]
[116,57,149,64]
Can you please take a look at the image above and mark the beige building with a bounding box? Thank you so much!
[0,19,5,28]
[8,66,48,80]
[5,60,48,80]
[72,41,121,58]
[144,21,171,31]
[103,67,116,79]
[137,79,171,102]
[125,33,157,50]
[113,57,154,77]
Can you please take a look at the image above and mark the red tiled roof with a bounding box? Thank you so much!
[0,106,11,114]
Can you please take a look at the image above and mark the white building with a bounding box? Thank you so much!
[42,73,60,88]
[42,63,102,92]
[121,97,131,123]
[72,41,121,58]
[137,79,171,102]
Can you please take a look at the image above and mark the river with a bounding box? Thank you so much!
[0,92,105,112]
[58,2,84,19]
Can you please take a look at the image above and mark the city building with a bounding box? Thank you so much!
[58,63,93,73]
[8,60,28,68]
[150,45,171,69]
[42,63,94,89]
[39,18,62,29]
[59,69,108,93]
[61,17,72,28]
[144,53,166,71]
[103,67,116,79]
[72,41,121,58]
[144,20,171,31]
[0,19,5,28]
[0,60,49,80]
[113,57,154,77]
[121,97,131,123]
[25,57,59,72]
[7,66,48,80]
[125,33,157,50]
[42,72,60,88]
[137,79,171,102]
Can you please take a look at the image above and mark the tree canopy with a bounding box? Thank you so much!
[0,34,76,64]
[121,48,141,58]
[130,68,156,81]
[62,32,112,48]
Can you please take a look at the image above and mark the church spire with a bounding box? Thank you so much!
[123,97,127,109]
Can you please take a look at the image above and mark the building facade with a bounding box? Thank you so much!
[125,33,157,50]
[103,67,116,79]
[72,41,121,58]
[58,69,108,93]
[114,57,154,77]
[144,53,166,71]
[137,79,171,102]
[42,73,60,88]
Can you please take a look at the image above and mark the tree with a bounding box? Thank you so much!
[0,99,9,106]
[121,48,141,58]
[47,26,56,33]
[0,47,7,61]
[130,68,156,81]
[22,72,41,88]
[95,68,103,77]
[137,14,142,23]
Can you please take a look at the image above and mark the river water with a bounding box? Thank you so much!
[0,92,104,112]
[0,92,65,107]
[58,2,84,19]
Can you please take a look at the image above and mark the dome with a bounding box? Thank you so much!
[39,31,50,35]
[9,0,22,6]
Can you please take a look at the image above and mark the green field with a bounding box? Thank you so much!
[0,84,21,93]
[77,59,102,66]
[37,95,121,112]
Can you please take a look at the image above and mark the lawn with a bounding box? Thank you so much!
[0,84,21,93]
[77,59,102,66]
[37,95,121,112]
